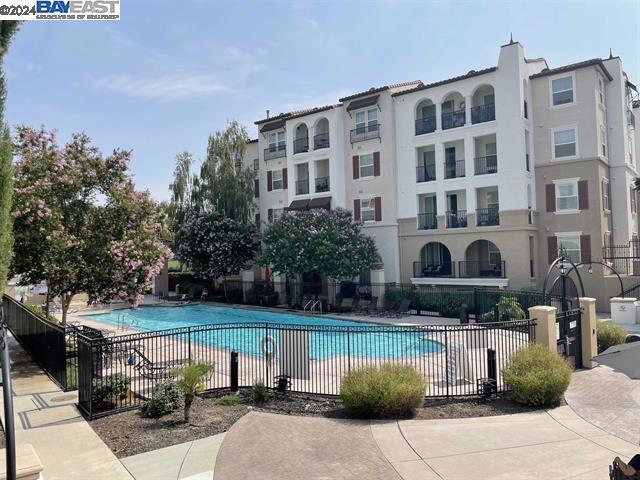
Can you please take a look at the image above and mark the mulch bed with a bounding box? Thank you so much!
[90,389,545,458]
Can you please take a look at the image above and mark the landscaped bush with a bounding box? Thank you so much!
[92,373,130,408]
[503,343,572,407]
[597,320,627,353]
[481,296,525,322]
[141,380,182,418]
[251,381,270,403]
[25,304,58,324]
[214,394,243,406]
[340,363,426,418]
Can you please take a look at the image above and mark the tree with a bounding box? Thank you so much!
[176,211,259,282]
[12,126,171,323]
[0,21,21,294]
[174,362,213,423]
[260,209,380,280]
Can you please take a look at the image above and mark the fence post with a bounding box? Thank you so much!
[528,305,557,352]
[230,351,239,392]
[579,297,598,369]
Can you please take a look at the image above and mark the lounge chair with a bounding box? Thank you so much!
[132,348,187,380]
[387,299,411,318]
[335,297,355,313]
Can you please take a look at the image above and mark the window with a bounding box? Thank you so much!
[488,243,501,266]
[551,75,574,106]
[355,108,378,133]
[234,155,242,170]
[253,158,259,171]
[360,198,376,222]
[597,77,605,106]
[359,153,374,178]
[557,234,581,263]
[272,208,284,222]
[268,131,285,152]
[555,181,578,212]
[553,128,577,158]
[600,125,607,157]
[272,169,284,190]
[254,179,259,198]
[602,178,610,211]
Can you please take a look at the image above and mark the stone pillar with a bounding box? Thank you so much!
[529,305,557,352]
[610,297,637,325]
[241,269,254,303]
[580,297,598,369]
[371,267,385,308]
[272,272,287,304]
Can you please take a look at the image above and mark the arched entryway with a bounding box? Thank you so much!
[414,242,453,277]
[462,240,503,278]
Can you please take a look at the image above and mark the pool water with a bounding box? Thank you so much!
[85,304,443,359]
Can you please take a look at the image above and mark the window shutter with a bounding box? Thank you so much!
[353,199,361,222]
[282,168,288,190]
[547,236,558,264]
[255,213,260,226]
[580,235,591,262]
[267,171,273,192]
[545,184,556,212]
[254,179,259,198]
[352,155,359,180]
[267,209,273,223]
[373,152,381,177]
[374,196,382,221]
[578,180,589,210]
[601,180,605,210]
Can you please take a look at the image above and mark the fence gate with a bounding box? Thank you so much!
[556,308,582,369]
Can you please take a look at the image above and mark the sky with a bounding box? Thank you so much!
[5,0,640,201]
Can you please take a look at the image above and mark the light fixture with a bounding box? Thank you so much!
[559,263,567,275]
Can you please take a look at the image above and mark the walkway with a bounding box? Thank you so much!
[214,407,638,480]
[0,335,132,480]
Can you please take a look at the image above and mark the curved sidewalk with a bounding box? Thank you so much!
[215,406,637,480]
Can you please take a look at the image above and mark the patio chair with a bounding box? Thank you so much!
[354,298,372,314]
[132,348,187,380]
[389,299,411,318]
[373,297,397,317]
[335,297,355,313]
[611,456,640,480]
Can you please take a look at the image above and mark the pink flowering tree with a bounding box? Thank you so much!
[175,211,260,285]
[12,126,171,323]
[260,209,380,280]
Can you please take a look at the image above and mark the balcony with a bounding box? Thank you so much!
[413,261,455,278]
[441,111,465,130]
[458,261,505,278]
[415,116,436,135]
[417,213,437,230]
[314,132,330,150]
[444,160,465,179]
[264,145,286,160]
[446,210,467,228]
[416,164,436,183]
[350,123,381,143]
[471,104,495,124]
[293,137,309,154]
[315,176,330,193]
[295,178,309,195]
[474,155,497,175]
[476,207,499,226]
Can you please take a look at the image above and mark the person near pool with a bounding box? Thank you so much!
[200,288,208,302]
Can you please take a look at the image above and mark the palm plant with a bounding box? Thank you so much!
[174,362,213,423]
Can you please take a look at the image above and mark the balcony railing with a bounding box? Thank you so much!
[293,138,309,154]
[413,261,455,278]
[350,123,381,143]
[525,153,530,172]
[315,176,330,193]
[444,160,465,179]
[446,210,467,228]
[417,212,437,230]
[415,116,436,135]
[459,261,506,278]
[295,179,309,195]
[441,111,465,130]
[264,145,286,160]
[474,155,498,175]
[476,207,499,226]
[314,132,330,150]
[416,164,436,183]
[471,104,495,124]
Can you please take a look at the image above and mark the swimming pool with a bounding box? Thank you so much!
[85,304,443,359]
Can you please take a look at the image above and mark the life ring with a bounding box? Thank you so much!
[261,336,277,356]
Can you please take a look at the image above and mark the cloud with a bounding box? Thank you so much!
[307,18,319,29]
[94,73,231,101]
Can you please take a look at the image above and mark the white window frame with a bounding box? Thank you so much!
[556,232,582,264]
[272,169,284,190]
[549,73,575,108]
[359,153,374,178]
[355,108,378,132]
[272,207,284,222]
[600,124,607,157]
[553,178,579,214]
[268,131,285,152]
[597,75,606,107]
[602,178,610,212]
[360,197,376,222]
[552,126,578,160]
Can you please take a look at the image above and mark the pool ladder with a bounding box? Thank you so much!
[303,299,322,314]
[116,311,139,331]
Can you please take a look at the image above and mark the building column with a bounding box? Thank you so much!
[435,103,442,132]
[529,305,557,352]
[371,267,385,308]
[241,269,254,303]
[579,297,598,368]
[465,95,472,125]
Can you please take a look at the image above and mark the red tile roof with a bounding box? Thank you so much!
[530,58,613,81]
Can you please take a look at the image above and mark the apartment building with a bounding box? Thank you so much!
[245,40,638,304]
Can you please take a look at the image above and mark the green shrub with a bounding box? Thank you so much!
[214,394,242,406]
[340,363,426,418]
[141,380,182,418]
[92,373,130,407]
[174,362,214,423]
[597,320,627,353]
[25,304,58,324]
[251,381,270,403]
[481,296,526,322]
[503,343,572,407]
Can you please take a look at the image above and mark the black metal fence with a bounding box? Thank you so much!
[603,239,640,276]
[76,318,536,418]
